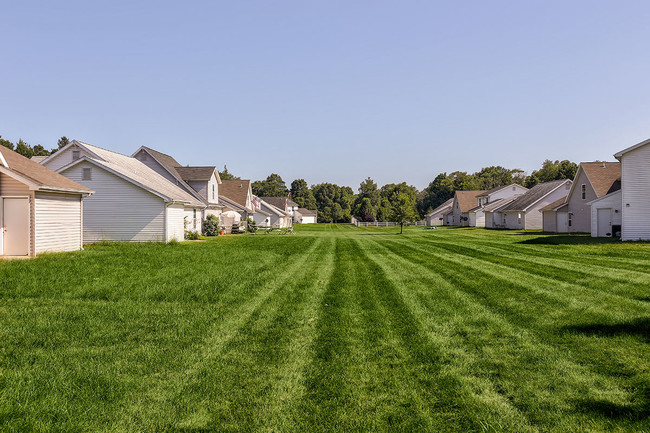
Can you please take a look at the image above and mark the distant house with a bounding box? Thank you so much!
[295,208,318,224]
[41,140,204,242]
[450,190,486,226]
[468,184,528,227]
[131,146,224,220]
[219,179,256,222]
[614,138,650,240]
[541,198,569,233]
[259,197,299,219]
[257,198,291,228]
[1,146,92,256]
[497,180,572,230]
[425,198,453,226]
[483,195,521,229]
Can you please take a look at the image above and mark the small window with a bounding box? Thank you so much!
[517,213,522,224]
[512,186,516,191]
[72,150,80,161]
[82,167,92,181]
[212,184,215,200]
[193,209,197,229]
[568,213,573,227]
[581,184,586,200]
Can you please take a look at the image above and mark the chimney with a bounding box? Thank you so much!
[601,162,606,168]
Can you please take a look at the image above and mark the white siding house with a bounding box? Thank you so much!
[614,138,650,241]
[469,184,529,227]
[427,199,453,226]
[1,146,92,257]
[498,180,572,230]
[588,190,622,238]
[41,140,204,243]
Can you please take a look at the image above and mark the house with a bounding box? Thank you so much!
[450,190,486,226]
[257,198,292,228]
[131,146,224,220]
[588,190,622,237]
[483,196,521,228]
[468,184,528,227]
[425,198,453,226]
[541,198,569,233]
[614,138,650,240]
[259,197,299,220]
[295,208,318,224]
[41,140,204,242]
[1,146,92,256]
[497,180,572,230]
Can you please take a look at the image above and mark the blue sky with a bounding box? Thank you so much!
[2,1,649,189]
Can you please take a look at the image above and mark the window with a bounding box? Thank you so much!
[517,213,522,224]
[193,209,197,229]
[502,215,506,225]
[82,167,92,181]
[212,184,215,200]
[568,213,573,227]
[72,150,80,161]
[581,184,586,200]
[512,186,516,191]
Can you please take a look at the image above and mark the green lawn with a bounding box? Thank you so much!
[1,225,648,432]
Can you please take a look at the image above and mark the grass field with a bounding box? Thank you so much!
[0,224,648,432]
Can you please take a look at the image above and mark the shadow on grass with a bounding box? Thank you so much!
[518,235,619,245]
[574,394,650,421]
[635,296,650,303]
[562,318,650,343]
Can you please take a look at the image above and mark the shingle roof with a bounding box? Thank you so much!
[72,142,203,206]
[498,180,569,212]
[426,198,453,217]
[0,146,92,193]
[220,180,252,209]
[455,190,486,213]
[139,146,185,181]
[259,196,299,209]
[477,183,527,197]
[297,207,317,216]
[174,166,217,181]
[540,197,569,212]
[580,162,621,198]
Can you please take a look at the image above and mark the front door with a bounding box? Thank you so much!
[597,208,612,237]
[2,198,29,255]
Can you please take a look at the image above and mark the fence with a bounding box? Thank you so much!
[355,220,426,227]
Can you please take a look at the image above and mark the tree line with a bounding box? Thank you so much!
[251,159,577,223]
[2,133,577,224]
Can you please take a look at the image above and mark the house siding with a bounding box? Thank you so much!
[590,190,622,237]
[60,162,166,242]
[166,204,185,241]
[567,169,596,233]
[133,149,178,184]
[34,192,82,254]
[621,145,650,241]
[43,144,96,172]
[0,173,33,256]
[426,208,449,226]
[542,211,557,232]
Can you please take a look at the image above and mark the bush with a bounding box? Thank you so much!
[203,215,220,237]
[246,218,257,233]
[184,230,200,240]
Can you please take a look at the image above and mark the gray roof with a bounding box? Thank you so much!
[426,198,453,217]
[482,196,519,213]
[69,141,203,206]
[175,166,217,181]
[259,196,299,209]
[498,180,569,212]
[297,207,317,216]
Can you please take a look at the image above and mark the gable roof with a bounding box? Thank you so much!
[297,207,318,216]
[135,146,184,180]
[614,137,650,159]
[259,196,299,209]
[426,198,454,217]
[540,197,569,212]
[0,146,92,194]
[259,199,287,216]
[58,142,203,206]
[220,180,252,210]
[579,161,621,198]
[476,183,527,198]
[498,180,569,212]
[175,166,218,182]
[587,188,622,205]
[454,190,486,213]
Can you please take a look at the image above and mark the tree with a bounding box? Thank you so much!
[15,139,34,158]
[219,165,240,180]
[312,183,354,223]
[354,197,376,222]
[32,144,50,156]
[390,192,419,234]
[474,166,514,190]
[0,136,14,151]
[290,179,317,209]
[251,173,289,197]
[418,173,455,215]
[57,136,69,149]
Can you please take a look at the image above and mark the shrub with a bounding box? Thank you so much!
[184,230,200,240]
[203,215,220,237]
[246,218,258,233]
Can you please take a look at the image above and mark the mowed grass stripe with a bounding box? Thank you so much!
[363,236,647,432]
[166,237,337,432]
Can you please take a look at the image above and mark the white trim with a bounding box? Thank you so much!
[0,150,8,168]
[614,137,650,159]
[520,180,571,212]
[40,139,103,166]
[587,188,621,205]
